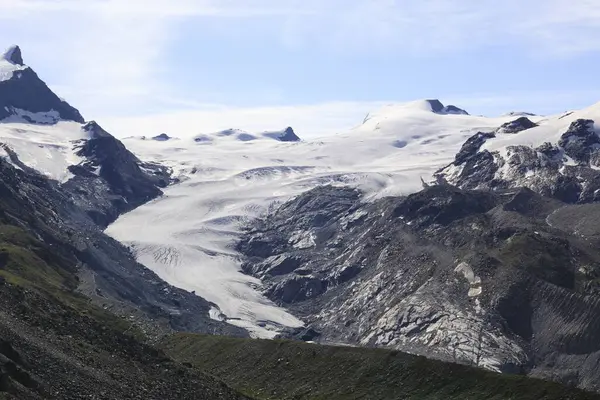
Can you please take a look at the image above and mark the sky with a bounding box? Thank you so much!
[1,0,600,137]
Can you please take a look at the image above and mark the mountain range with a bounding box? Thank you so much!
[2,45,600,398]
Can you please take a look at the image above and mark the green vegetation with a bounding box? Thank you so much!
[0,223,141,339]
[162,333,600,400]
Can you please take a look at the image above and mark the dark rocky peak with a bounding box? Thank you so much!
[3,45,23,65]
[280,127,301,142]
[78,121,143,169]
[0,45,84,124]
[262,127,301,142]
[66,121,171,226]
[557,119,598,163]
[497,117,538,134]
[454,131,495,164]
[152,133,171,141]
[425,99,469,115]
[82,121,112,139]
[426,99,445,113]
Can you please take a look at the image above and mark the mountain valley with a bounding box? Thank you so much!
[1,44,600,398]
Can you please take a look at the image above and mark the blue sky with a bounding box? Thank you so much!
[2,0,600,137]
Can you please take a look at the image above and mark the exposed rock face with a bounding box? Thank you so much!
[436,119,600,204]
[238,184,600,391]
[0,46,84,123]
[262,127,302,142]
[278,127,301,142]
[3,45,23,65]
[152,133,171,141]
[497,117,537,134]
[62,121,172,226]
[426,99,469,115]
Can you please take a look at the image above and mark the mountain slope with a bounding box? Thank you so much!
[0,258,250,399]
[162,333,600,400]
[236,179,600,391]
[0,45,245,338]
[230,102,600,391]
[106,99,519,337]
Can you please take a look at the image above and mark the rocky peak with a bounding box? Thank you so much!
[435,117,600,204]
[425,99,469,115]
[454,131,496,164]
[497,117,537,134]
[280,127,301,142]
[262,127,301,142]
[83,121,112,139]
[152,133,171,141]
[557,119,598,163]
[3,45,23,65]
[0,45,84,124]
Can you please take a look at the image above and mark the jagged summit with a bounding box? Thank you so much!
[425,99,469,115]
[0,44,84,123]
[3,45,23,65]
[262,127,301,142]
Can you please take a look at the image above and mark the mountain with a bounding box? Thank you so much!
[4,43,600,397]
[237,184,600,390]
[0,45,83,123]
[261,127,301,142]
[435,103,600,204]
[0,45,254,398]
[103,94,600,391]
[228,102,600,391]
[502,111,539,117]
[107,98,502,337]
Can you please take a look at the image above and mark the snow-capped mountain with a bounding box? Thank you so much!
[6,44,600,392]
[106,95,600,391]
[436,103,600,204]
[105,99,521,337]
[0,45,243,337]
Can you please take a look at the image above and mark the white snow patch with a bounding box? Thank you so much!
[0,120,88,182]
[454,262,482,297]
[0,55,27,82]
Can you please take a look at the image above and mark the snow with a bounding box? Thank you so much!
[0,46,27,82]
[454,262,482,298]
[10,97,597,338]
[0,145,22,170]
[104,100,517,337]
[483,101,600,154]
[0,119,88,182]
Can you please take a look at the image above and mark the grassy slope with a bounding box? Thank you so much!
[162,333,600,400]
[0,222,249,399]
